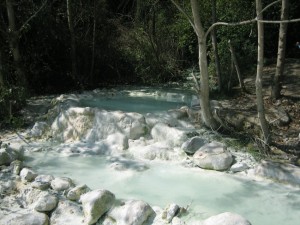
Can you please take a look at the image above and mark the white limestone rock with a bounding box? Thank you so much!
[151,123,193,147]
[51,199,85,225]
[193,142,233,171]
[51,108,148,142]
[80,189,115,225]
[34,194,58,212]
[67,184,91,201]
[102,200,155,225]
[6,212,49,225]
[201,212,252,225]
[51,177,74,192]
[129,142,186,161]
[20,168,38,182]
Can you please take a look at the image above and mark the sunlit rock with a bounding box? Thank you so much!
[51,107,148,142]
[254,160,300,186]
[34,194,58,212]
[151,123,191,147]
[102,200,155,225]
[128,142,185,161]
[106,132,129,151]
[18,187,43,207]
[51,199,85,225]
[20,168,38,182]
[181,136,207,155]
[67,184,91,201]
[193,142,233,171]
[51,177,74,192]
[6,212,49,225]
[35,174,55,183]
[80,189,115,225]
[201,212,251,225]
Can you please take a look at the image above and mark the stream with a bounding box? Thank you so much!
[22,87,300,225]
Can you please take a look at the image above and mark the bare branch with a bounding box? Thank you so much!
[258,18,300,24]
[19,0,48,34]
[170,0,196,34]
[205,0,282,39]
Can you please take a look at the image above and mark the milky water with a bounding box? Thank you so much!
[25,150,300,225]
[24,89,300,225]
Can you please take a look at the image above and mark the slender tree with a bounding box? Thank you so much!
[256,0,271,145]
[228,40,246,92]
[271,0,289,99]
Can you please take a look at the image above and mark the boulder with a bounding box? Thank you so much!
[67,184,91,201]
[102,200,155,225]
[80,189,115,225]
[51,199,85,225]
[34,194,58,212]
[193,142,233,171]
[51,177,74,192]
[20,168,38,182]
[6,212,49,225]
[254,160,300,186]
[181,136,207,155]
[201,212,251,225]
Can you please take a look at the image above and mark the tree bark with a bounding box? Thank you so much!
[67,0,78,81]
[6,0,27,88]
[190,0,219,129]
[210,0,222,92]
[271,0,289,99]
[228,40,246,92]
[256,0,271,145]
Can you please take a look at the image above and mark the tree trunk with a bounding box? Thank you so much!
[191,0,219,130]
[271,0,289,100]
[210,0,222,92]
[228,40,246,92]
[256,0,271,145]
[6,0,27,88]
[66,0,77,81]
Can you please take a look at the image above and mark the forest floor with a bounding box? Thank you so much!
[222,58,300,165]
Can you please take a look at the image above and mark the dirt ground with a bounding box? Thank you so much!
[222,58,300,165]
